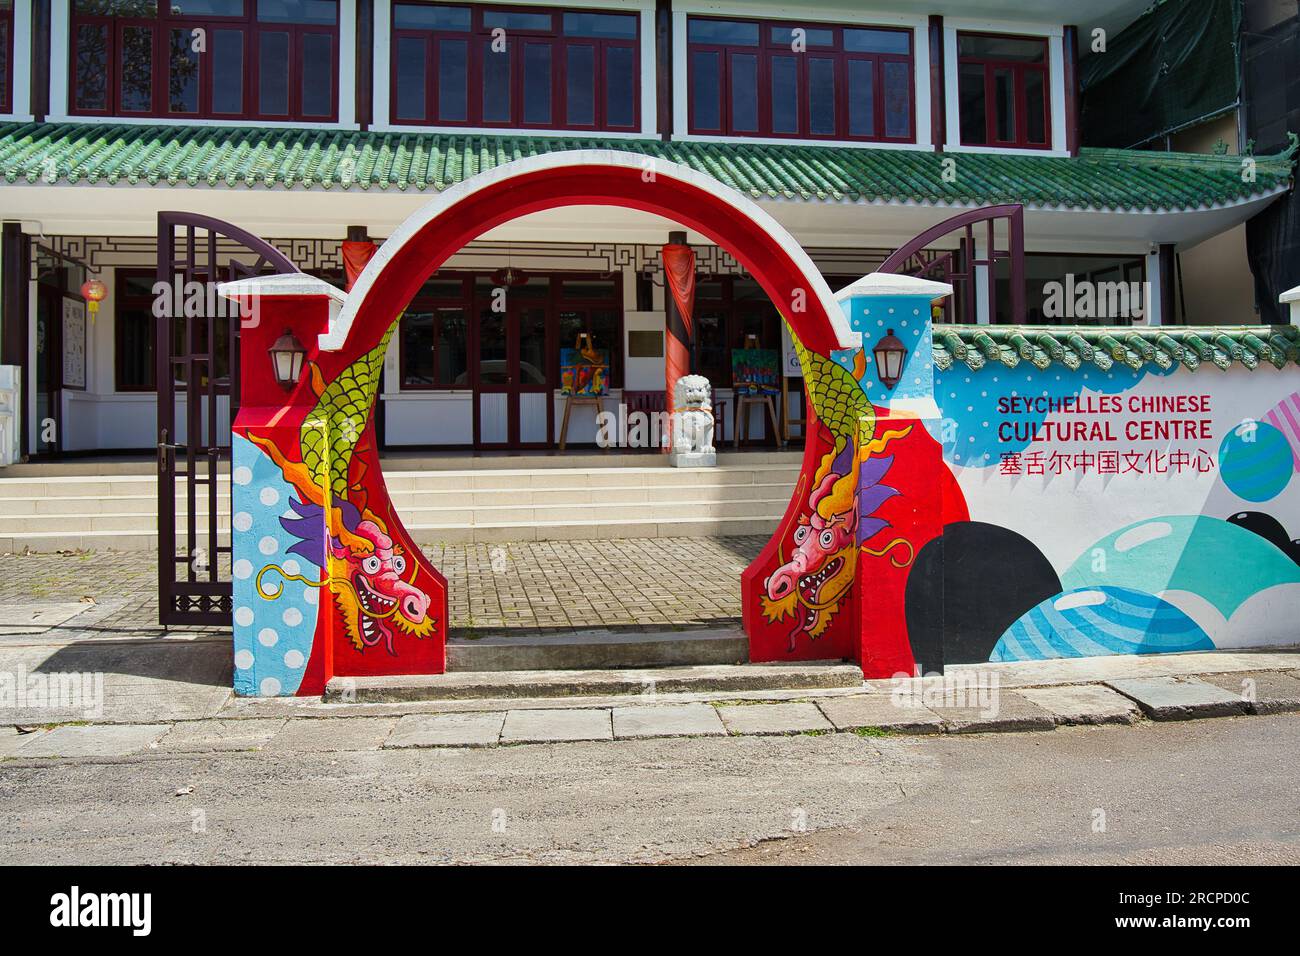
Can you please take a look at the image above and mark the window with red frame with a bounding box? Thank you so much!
[0,1,13,114]
[686,17,914,142]
[391,3,639,130]
[957,33,1051,149]
[70,0,339,121]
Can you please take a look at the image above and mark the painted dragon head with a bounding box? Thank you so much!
[761,422,914,652]
[327,517,434,656]
[762,442,863,647]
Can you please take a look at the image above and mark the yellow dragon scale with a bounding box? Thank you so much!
[301,326,394,500]
[790,326,875,452]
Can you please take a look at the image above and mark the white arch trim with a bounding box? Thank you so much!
[320,150,857,352]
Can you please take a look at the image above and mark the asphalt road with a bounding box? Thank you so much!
[2,714,1297,865]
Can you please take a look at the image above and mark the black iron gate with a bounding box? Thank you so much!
[156,212,298,627]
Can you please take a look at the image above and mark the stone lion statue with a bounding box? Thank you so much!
[673,374,715,455]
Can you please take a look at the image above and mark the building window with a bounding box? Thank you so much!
[400,275,472,388]
[69,0,339,121]
[686,16,914,142]
[690,276,782,386]
[115,270,235,391]
[0,1,13,114]
[957,32,1050,149]
[115,271,158,392]
[390,3,639,129]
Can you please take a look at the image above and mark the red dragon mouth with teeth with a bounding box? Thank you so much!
[332,520,434,657]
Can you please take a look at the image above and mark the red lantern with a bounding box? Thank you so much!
[80,278,107,322]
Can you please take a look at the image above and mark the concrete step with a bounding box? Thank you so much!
[0,464,798,498]
[0,449,802,479]
[0,496,789,534]
[0,512,784,552]
[447,627,748,671]
[0,478,796,514]
[0,458,799,550]
[324,662,863,702]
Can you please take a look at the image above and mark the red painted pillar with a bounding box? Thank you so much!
[222,276,448,697]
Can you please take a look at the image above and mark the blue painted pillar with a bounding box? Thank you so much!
[834,273,951,677]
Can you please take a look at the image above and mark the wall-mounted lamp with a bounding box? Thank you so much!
[268,329,307,391]
[872,328,908,390]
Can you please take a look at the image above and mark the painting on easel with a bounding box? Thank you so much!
[731,348,780,396]
[560,333,609,396]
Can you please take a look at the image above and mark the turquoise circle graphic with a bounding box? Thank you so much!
[1060,515,1300,619]
[990,586,1214,662]
[1219,421,1294,502]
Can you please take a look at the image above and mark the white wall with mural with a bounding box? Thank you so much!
[910,327,1300,670]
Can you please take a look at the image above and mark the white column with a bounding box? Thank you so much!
[1144,250,1164,326]
[338,0,358,127]
[373,0,391,128]
[1280,286,1300,325]
[974,234,991,325]
[639,5,657,137]
[7,0,33,118]
[671,10,688,137]
[50,0,71,120]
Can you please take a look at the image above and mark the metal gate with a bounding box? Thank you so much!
[156,212,298,627]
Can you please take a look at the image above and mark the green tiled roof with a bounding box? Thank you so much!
[0,122,1293,212]
[932,325,1300,374]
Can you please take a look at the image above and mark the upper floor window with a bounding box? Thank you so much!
[391,3,639,130]
[686,17,914,142]
[957,33,1050,149]
[70,0,339,122]
[0,0,13,114]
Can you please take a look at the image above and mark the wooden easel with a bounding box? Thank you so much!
[781,371,806,443]
[557,333,607,451]
[779,323,806,443]
[733,334,784,448]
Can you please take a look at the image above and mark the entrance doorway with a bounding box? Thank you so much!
[476,301,551,448]
[33,285,63,456]
[31,247,89,457]
[396,270,623,449]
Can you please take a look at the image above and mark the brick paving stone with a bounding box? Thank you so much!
[612,703,727,739]
[0,536,764,639]
[1200,671,1300,715]
[159,718,288,752]
[16,723,170,758]
[500,708,612,743]
[815,695,945,733]
[1016,684,1141,725]
[263,717,399,752]
[928,691,1056,733]
[716,702,834,736]
[386,712,506,748]
[1107,676,1249,721]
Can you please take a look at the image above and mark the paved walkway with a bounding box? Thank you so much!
[3,645,1298,758]
[0,536,763,638]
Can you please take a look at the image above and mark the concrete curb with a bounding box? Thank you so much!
[4,675,1293,759]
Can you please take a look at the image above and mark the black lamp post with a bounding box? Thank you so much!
[269,329,307,391]
[872,329,908,390]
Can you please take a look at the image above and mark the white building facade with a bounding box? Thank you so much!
[0,0,1291,456]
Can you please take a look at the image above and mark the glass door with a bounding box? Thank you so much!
[476,306,511,446]
[515,305,551,447]
[475,300,553,448]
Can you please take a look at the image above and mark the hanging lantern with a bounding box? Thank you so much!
[490,266,529,287]
[872,328,908,390]
[80,278,107,323]
[268,329,307,391]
